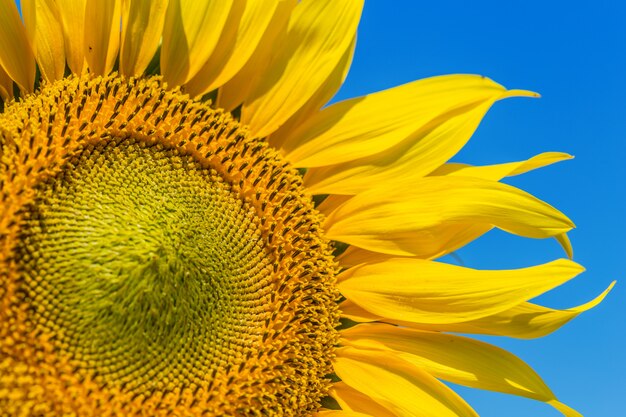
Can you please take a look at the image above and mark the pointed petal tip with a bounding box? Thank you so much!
[599,280,617,299]
[504,89,541,99]
[602,281,617,298]
[551,152,574,161]
[555,233,574,259]
[573,280,615,314]
[548,399,583,417]
[556,258,585,273]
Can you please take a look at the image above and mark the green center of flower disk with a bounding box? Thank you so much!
[18,139,272,391]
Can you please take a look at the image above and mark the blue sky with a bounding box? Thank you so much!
[331,1,624,416]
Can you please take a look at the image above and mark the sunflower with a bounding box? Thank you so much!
[0,1,613,416]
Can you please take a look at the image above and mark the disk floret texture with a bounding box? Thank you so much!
[0,74,339,416]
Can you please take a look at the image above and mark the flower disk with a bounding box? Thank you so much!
[0,74,339,416]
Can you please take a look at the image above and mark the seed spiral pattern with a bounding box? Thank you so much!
[18,140,274,393]
[0,74,339,416]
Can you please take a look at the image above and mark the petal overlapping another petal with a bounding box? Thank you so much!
[120,0,168,77]
[337,258,584,324]
[324,176,574,256]
[241,0,363,138]
[339,282,614,339]
[335,347,479,417]
[22,0,66,82]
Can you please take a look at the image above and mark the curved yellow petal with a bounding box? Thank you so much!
[22,0,66,82]
[217,0,296,111]
[339,282,615,339]
[161,0,233,86]
[556,232,574,259]
[268,34,356,150]
[0,0,35,92]
[549,400,584,417]
[57,0,87,74]
[316,195,353,217]
[120,0,168,77]
[324,176,574,257]
[337,258,584,324]
[331,382,397,417]
[426,282,616,338]
[342,324,581,416]
[283,75,526,167]
[337,248,397,269]
[84,0,122,75]
[430,152,573,180]
[335,347,479,417]
[339,300,380,322]
[335,222,569,265]
[185,0,279,96]
[336,223,492,263]
[241,0,363,138]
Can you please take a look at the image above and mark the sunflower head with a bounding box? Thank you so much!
[1,74,338,415]
[0,1,612,417]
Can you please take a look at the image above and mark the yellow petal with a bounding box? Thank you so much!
[268,34,356,150]
[555,233,574,259]
[331,382,397,417]
[303,90,537,195]
[120,0,168,77]
[241,0,363,138]
[342,324,580,416]
[337,258,584,324]
[339,299,380,322]
[57,0,87,74]
[428,282,616,338]
[339,282,615,339]
[316,195,353,217]
[549,400,584,417]
[337,247,397,269]
[22,0,66,82]
[84,0,122,75]
[217,0,296,111]
[0,0,36,92]
[336,224,492,264]
[431,152,573,180]
[185,0,279,96]
[161,0,233,86]
[335,347,479,417]
[324,176,574,257]
[283,75,527,168]
[0,64,13,101]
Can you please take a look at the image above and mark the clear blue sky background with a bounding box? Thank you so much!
[11,1,623,416]
[331,1,624,416]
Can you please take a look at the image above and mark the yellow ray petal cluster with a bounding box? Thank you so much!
[0,1,611,417]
